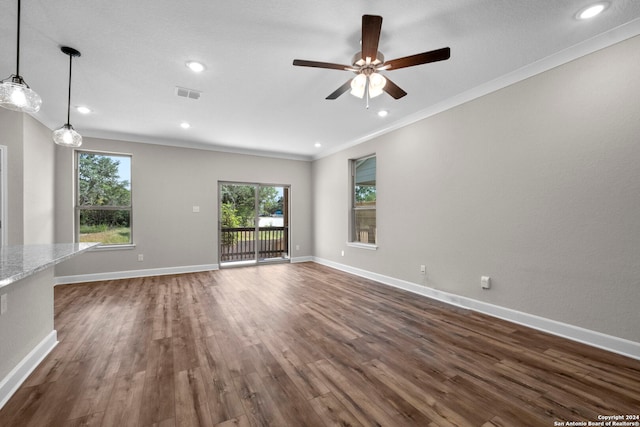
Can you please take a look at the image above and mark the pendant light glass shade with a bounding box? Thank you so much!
[1,0,42,113]
[52,123,82,147]
[0,75,42,112]
[53,46,82,148]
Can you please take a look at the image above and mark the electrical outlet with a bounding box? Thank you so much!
[481,276,491,290]
[1,294,7,315]
[192,205,200,213]
[295,245,300,251]
[420,265,426,275]
[341,250,345,257]
[138,254,144,262]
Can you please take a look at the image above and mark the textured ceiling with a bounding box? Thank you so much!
[2,0,640,160]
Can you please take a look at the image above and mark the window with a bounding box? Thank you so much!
[76,151,132,246]
[351,155,376,245]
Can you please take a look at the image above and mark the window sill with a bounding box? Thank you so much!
[346,242,378,251]
[89,243,136,251]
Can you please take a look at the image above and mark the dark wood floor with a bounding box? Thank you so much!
[1,262,639,426]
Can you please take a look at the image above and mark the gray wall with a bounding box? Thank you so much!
[55,137,313,276]
[312,35,640,343]
[23,115,55,244]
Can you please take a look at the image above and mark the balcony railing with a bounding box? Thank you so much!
[220,226,288,262]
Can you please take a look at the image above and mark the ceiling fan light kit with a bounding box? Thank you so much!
[293,14,451,106]
[52,46,83,148]
[0,0,42,113]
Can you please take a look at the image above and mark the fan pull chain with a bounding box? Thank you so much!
[365,75,370,109]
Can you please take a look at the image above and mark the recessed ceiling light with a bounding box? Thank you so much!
[576,2,609,20]
[76,106,91,114]
[180,122,191,129]
[378,110,388,117]
[314,142,322,148]
[186,61,205,73]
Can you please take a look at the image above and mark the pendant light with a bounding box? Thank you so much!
[52,46,82,147]
[0,0,42,113]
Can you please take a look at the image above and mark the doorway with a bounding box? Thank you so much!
[219,182,290,266]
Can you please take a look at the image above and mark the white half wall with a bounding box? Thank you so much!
[0,269,57,409]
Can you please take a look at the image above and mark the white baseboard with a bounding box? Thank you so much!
[291,256,313,263]
[54,263,219,285]
[312,257,640,361]
[0,331,58,410]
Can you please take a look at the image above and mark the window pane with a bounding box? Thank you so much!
[354,156,376,206]
[78,153,131,207]
[355,185,376,206]
[79,210,131,244]
[354,209,376,244]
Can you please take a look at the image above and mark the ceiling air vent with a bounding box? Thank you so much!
[175,86,202,100]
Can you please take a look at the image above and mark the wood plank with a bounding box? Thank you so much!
[308,392,364,427]
[100,370,146,427]
[174,368,215,427]
[195,336,245,424]
[138,337,175,425]
[67,351,119,419]
[65,411,105,427]
[260,328,330,399]
[232,372,289,427]
[260,372,327,426]
[214,414,250,427]
[311,358,410,426]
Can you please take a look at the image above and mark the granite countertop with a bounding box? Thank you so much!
[0,243,100,288]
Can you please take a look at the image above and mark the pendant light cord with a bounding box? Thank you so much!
[66,53,73,125]
[16,0,21,76]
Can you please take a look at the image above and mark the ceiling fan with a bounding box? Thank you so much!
[293,15,450,104]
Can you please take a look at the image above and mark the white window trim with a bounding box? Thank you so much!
[346,241,378,250]
[349,154,377,246]
[90,244,136,251]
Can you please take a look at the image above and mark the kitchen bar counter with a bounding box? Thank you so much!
[0,243,99,289]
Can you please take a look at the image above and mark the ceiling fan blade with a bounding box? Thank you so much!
[326,80,352,100]
[293,59,354,71]
[383,77,407,99]
[361,15,383,62]
[382,47,451,71]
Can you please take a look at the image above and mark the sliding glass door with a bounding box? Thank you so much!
[219,182,289,266]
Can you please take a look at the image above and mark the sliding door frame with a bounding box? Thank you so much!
[218,181,290,267]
